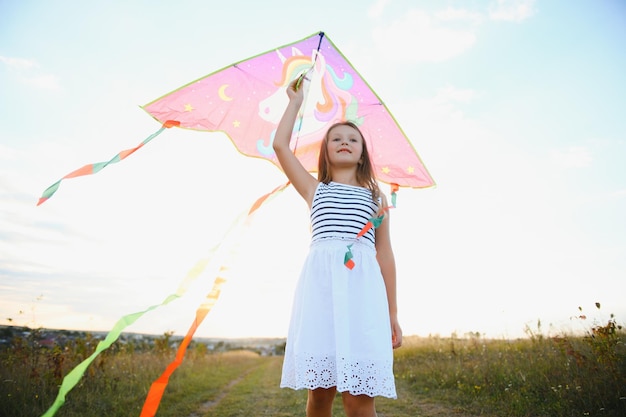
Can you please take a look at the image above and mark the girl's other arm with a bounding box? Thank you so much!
[376,194,403,349]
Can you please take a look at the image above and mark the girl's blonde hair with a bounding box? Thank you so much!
[317,121,381,202]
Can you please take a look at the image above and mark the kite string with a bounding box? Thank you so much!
[292,68,313,156]
[292,33,324,156]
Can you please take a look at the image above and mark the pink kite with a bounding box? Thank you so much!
[38,31,434,205]
[143,31,433,188]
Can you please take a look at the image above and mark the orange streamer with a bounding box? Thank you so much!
[139,181,290,417]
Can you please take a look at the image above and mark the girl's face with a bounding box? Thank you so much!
[326,124,364,167]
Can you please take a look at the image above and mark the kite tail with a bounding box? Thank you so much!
[36,120,180,206]
[139,181,290,417]
[344,183,399,270]
[39,181,289,417]
[139,277,226,417]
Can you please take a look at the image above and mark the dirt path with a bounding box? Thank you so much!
[186,361,263,417]
[186,355,483,417]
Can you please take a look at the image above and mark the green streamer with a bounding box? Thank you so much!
[41,294,179,417]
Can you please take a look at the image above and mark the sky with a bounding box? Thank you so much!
[1,0,625,340]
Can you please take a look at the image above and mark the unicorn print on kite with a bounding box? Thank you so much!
[255,45,359,162]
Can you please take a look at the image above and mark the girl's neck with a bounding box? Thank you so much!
[330,169,359,187]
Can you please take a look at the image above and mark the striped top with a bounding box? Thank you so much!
[310,181,379,246]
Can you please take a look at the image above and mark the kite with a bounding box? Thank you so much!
[37,31,434,205]
[143,31,433,188]
[37,31,435,417]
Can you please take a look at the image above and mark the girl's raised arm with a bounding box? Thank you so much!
[272,78,319,207]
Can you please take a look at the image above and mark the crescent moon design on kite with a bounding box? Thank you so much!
[218,84,233,101]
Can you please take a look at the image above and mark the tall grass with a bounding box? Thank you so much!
[394,312,625,416]
[0,330,264,417]
[1,308,624,417]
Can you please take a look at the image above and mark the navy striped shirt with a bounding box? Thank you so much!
[310,181,379,246]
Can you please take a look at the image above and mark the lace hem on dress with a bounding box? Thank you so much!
[281,353,397,398]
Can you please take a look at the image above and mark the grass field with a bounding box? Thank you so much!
[1,313,624,417]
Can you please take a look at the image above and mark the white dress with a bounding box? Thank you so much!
[280,181,397,398]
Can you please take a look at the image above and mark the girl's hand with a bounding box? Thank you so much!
[286,75,305,106]
[391,317,403,349]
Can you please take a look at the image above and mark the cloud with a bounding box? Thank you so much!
[435,7,484,23]
[434,85,479,103]
[549,146,593,169]
[19,73,61,90]
[368,0,391,19]
[612,189,626,198]
[372,9,477,63]
[0,56,37,70]
[367,2,537,67]
[0,55,61,91]
[489,0,537,22]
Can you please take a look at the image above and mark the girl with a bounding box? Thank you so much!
[274,77,402,417]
